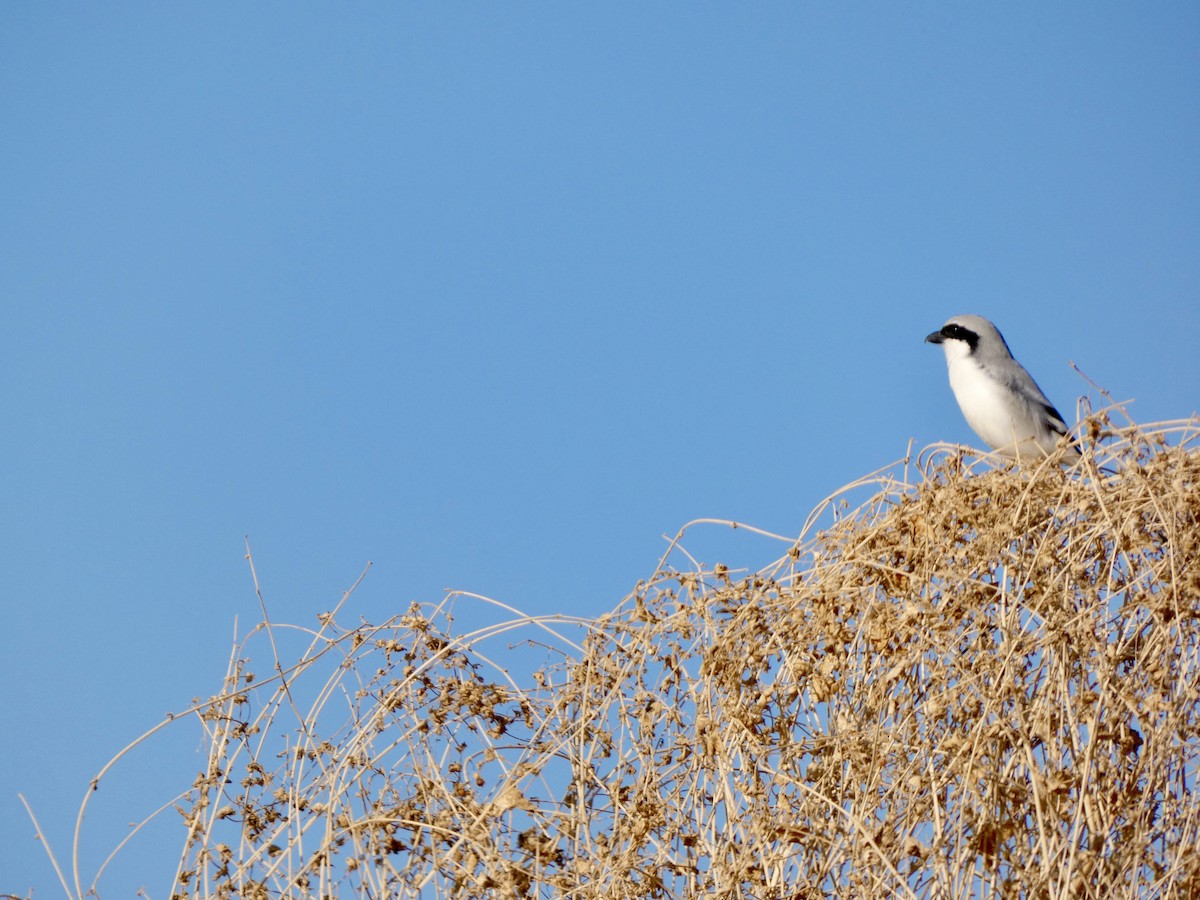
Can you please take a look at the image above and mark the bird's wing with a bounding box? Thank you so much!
[1038,401,1070,436]
[997,363,1070,434]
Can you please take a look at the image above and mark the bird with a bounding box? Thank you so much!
[925,314,1081,462]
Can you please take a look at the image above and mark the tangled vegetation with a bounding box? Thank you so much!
[30,412,1200,898]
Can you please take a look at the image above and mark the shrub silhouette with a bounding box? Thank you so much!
[35,414,1200,899]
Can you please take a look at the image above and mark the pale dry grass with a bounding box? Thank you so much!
[30,411,1200,899]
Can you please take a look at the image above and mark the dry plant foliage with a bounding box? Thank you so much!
[41,414,1200,899]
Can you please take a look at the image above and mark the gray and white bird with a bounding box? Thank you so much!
[925,314,1080,462]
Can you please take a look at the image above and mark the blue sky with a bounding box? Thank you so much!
[3,4,1198,893]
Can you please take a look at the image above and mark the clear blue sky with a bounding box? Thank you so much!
[3,4,1198,894]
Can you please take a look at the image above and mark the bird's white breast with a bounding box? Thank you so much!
[944,344,1050,457]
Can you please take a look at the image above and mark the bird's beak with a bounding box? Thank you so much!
[925,330,945,344]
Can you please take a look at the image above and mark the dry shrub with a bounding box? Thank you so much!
[67,414,1200,899]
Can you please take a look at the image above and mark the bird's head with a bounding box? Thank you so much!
[925,315,1012,361]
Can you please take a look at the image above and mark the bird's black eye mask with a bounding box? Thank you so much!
[937,323,979,351]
